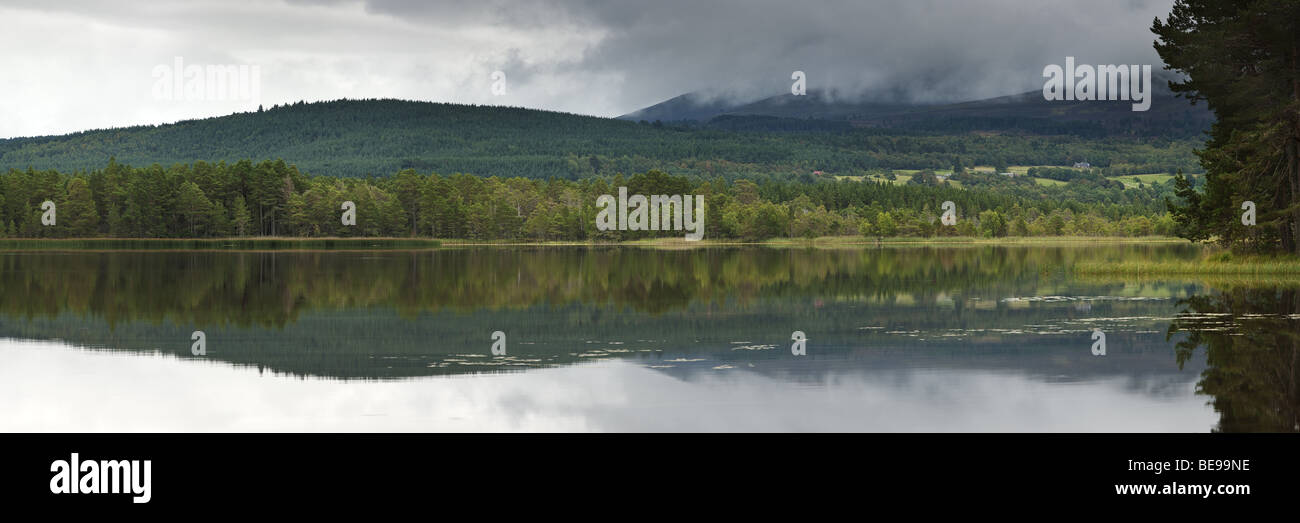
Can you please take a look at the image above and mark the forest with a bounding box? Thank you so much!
[0,157,1180,241]
[0,99,1204,181]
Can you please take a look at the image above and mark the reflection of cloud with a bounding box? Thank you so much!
[0,339,1214,432]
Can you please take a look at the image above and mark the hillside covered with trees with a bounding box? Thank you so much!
[0,99,1203,181]
[1,158,1178,241]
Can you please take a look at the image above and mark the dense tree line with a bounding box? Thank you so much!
[0,158,1178,240]
[0,99,1204,181]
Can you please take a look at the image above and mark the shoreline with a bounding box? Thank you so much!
[0,235,1191,251]
[6,236,1294,281]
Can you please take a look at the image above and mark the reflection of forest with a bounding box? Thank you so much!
[0,246,1198,379]
[0,245,1197,325]
[1,244,1288,432]
[1170,288,1300,433]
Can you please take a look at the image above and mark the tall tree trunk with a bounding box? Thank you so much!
[1292,48,1300,255]
[1291,138,1300,255]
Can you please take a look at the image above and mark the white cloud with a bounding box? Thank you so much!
[0,0,1174,138]
[0,0,605,138]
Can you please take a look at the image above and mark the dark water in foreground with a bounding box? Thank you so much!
[0,245,1295,432]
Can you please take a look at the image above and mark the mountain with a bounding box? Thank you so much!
[621,85,1214,137]
[846,89,1214,137]
[620,89,916,122]
[0,94,1208,181]
[0,99,681,179]
[617,91,750,123]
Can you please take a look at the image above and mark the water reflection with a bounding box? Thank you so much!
[0,245,1288,431]
[0,339,1213,432]
[1168,288,1300,432]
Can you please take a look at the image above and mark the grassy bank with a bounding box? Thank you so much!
[1073,252,1300,277]
[625,235,1189,248]
[0,235,1189,250]
[0,238,442,250]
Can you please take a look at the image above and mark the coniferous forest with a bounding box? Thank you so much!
[0,157,1183,241]
[0,99,1204,181]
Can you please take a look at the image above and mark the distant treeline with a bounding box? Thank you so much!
[0,158,1179,240]
[0,99,1203,180]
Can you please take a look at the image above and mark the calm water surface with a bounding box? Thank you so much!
[1,245,1295,432]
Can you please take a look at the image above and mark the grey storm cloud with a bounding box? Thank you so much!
[0,0,1175,137]
[352,0,1176,108]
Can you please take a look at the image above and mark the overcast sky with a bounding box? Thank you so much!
[0,0,1175,139]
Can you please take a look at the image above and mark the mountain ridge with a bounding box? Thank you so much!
[620,86,1213,137]
[0,94,1209,180]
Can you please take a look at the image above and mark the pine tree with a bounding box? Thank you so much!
[61,177,99,236]
[232,195,252,237]
[1155,0,1300,252]
[175,181,212,237]
[207,201,232,237]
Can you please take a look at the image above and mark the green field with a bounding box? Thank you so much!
[1108,173,1175,188]
[828,166,1171,192]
